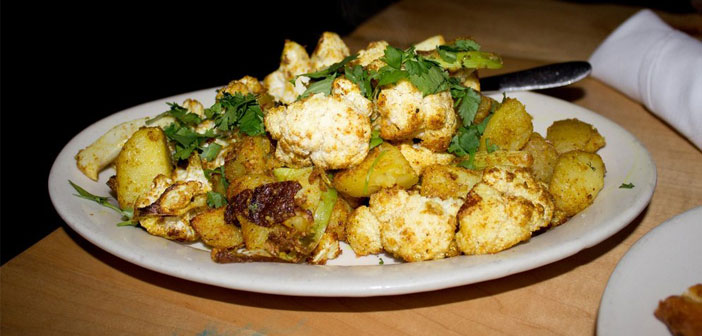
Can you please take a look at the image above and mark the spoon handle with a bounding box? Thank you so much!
[480,61,592,93]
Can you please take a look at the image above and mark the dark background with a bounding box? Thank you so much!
[1,0,698,265]
[0,1,396,264]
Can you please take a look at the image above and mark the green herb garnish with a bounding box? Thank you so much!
[206,191,228,208]
[69,180,136,226]
[619,183,635,189]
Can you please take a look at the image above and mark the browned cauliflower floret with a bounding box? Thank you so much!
[351,40,389,72]
[263,40,312,105]
[369,187,463,262]
[456,166,554,255]
[133,155,213,242]
[310,32,350,71]
[376,80,458,151]
[264,78,372,170]
[346,206,383,256]
[216,75,264,100]
[398,143,455,175]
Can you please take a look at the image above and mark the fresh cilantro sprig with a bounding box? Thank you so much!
[162,123,218,161]
[449,111,493,169]
[374,45,450,97]
[296,54,358,100]
[206,92,265,136]
[369,129,383,150]
[449,77,482,127]
[345,64,375,100]
[146,102,202,126]
[206,191,227,208]
[69,180,137,226]
[204,166,229,194]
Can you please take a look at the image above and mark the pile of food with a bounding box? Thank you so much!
[73,32,606,264]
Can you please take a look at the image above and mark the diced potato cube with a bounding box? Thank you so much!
[546,118,606,154]
[333,143,418,198]
[480,98,533,151]
[549,151,605,216]
[191,207,244,248]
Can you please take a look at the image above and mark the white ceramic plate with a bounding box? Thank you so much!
[48,90,656,297]
[597,206,702,335]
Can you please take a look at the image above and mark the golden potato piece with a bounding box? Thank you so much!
[191,207,244,248]
[115,127,172,209]
[420,164,482,200]
[471,150,533,170]
[546,118,606,154]
[333,143,418,198]
[480,98,533,151]
[549,151,605,216]
[522,132,559,183]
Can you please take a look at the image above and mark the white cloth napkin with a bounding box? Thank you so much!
[589,9,702,150]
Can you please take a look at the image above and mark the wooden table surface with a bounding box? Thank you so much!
[3,1,701,335]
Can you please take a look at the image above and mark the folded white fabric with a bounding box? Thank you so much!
[589,9,702,150]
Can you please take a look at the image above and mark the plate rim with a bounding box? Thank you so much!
[48,90,657,297]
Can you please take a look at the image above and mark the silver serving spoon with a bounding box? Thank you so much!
[480,61,592,93]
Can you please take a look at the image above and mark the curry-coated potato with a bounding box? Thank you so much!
[549,151,605,216]
[473,94,497,125]
[224,135,279,182]
[191,207,244,248]
[333,143,418,198]
[420,164,482,200]
[522,132,559,183]
[470,150,533,170]
[115,127,172,209]
[479,98,533,151]
[225,174,276,200]
[546,118,606,154]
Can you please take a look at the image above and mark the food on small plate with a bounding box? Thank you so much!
[655,284,702,336]
[71,31,607,264]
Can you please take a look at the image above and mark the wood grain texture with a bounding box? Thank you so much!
[3,1,702,335]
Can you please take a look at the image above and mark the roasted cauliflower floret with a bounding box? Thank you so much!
[133,154,212,242]
[377,80,458,151]
[346,205,383,256]
[351,40,389,72]
[398,143,455,175]
[263,40,312,105]
[216,75,265,99]
[456,166,554,255]
[310,32,351,71]
[413,35,446,51]
[264,78,372,170]
[369,187,463,262]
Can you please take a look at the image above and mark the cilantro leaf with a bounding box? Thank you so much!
[200,142,223,162]
[369,129,383,150]
[619,183,635,189]
[382,46,404,69]
[237,104,265,136]
[375,66,408,87]
[69,180,136,225]
[147,102,202,126]
[298,73,337,100]
[449,78,482,127]
[345,65,374,100]
[206,191,228,208]
[298,54,358,79]
[438,39,481,52]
